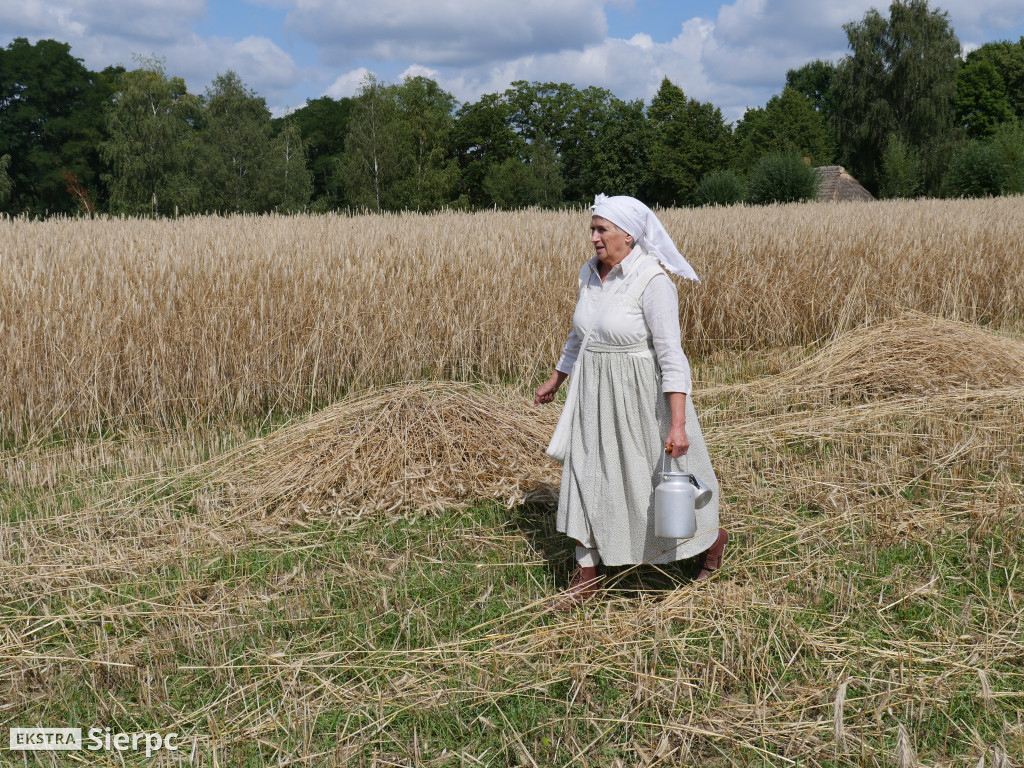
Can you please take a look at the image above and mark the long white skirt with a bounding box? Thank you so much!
[556,347,720,566]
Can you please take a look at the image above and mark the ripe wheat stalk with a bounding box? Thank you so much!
[2,196,1024,439]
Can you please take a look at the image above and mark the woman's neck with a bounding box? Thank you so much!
[596,245,636,281]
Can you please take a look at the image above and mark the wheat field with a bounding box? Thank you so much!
[2,196,1024,438]
[1,199,1022,766]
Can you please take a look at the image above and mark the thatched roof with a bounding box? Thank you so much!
[815,165,875,202]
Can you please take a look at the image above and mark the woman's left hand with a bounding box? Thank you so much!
[664,424,689,458]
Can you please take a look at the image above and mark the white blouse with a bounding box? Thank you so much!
[554,247,693,395]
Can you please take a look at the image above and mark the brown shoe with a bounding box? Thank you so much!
[693,528,728,582]
[547,565,602,610]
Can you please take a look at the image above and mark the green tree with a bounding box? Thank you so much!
[831,0,961,194]
[589,98,651,198]
[343,74,408,211]
[198,71,309,213]
[0,37,112,215]
[556,85,626,202]
[101,59,202,215]
[745,153,820,205]
[268,117,314,213]
[785,60,838,119]
[990,120,1024,193]
[479,130,564,208]
[698,170,745,206]
[392,76,458,211]
[283,96,353,209]
[956,58,1013,138]
[945,141,1008,197]
[343,74,459,212]
[963,39,1024,120]
[482,157,542,208]
[877,134,924,198]
[453,93,525,207]
[647,77,733,207]
[455,81,639,207]
[944,120,1024,198]
[0,154,12,205]
[528,130,564,206]
[734,86,835,172]
[499,81,638,203]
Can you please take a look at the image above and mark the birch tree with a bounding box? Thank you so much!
[101,58,201,215]
[343,74,405,212]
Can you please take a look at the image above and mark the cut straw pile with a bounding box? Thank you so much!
[210,314,1024,522]
[748,313,1024,400]
[212,381,561,517]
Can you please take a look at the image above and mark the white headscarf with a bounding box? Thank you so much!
[591,193,700,283]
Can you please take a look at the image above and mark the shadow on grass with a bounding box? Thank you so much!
[508,481,701,599]
[506,482,572,587]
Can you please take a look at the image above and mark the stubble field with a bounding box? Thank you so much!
[1,198,1022,766]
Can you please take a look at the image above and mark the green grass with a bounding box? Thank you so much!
[3,493,1020,766]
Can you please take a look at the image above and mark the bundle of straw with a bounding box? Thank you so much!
[212,381,560,517]
[758,313,1024,399]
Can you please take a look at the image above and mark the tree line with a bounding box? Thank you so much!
[2,0,1023,218]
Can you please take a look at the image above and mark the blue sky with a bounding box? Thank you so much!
[4,0,1024,121]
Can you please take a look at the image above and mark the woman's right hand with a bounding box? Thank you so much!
[534,371,567,406]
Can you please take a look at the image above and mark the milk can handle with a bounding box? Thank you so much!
[663,444,687,475]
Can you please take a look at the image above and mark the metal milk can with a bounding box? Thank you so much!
[654,451,697,539]
[654,451,713,539]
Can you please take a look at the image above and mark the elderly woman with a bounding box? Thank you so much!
[534,195,727,607]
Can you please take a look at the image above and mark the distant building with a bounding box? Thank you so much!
[814,165,875,202]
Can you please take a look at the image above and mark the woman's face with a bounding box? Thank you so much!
[590,216,633,266]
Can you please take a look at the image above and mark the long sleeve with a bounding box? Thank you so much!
[554,262,593,374]
[641,273,692,395]
[555,326,581,374]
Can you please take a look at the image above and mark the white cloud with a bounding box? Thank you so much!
[4,0,1024,125]
[0,0,208,48]
[222,36,301,90]
[398,64,440,82]
[699,0,868,88]
[115,34,302,105]
[286,0,608,66]
[421,16,745,120]
[1,0,208,45]
[326,0,852,120]
[936,0,1024,48]
[74,0,207,43]
[0,2,88,40]
[0,1,305,108]
[323,67,372,98]
[420,0,1024,122]
[241,0,294,8]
